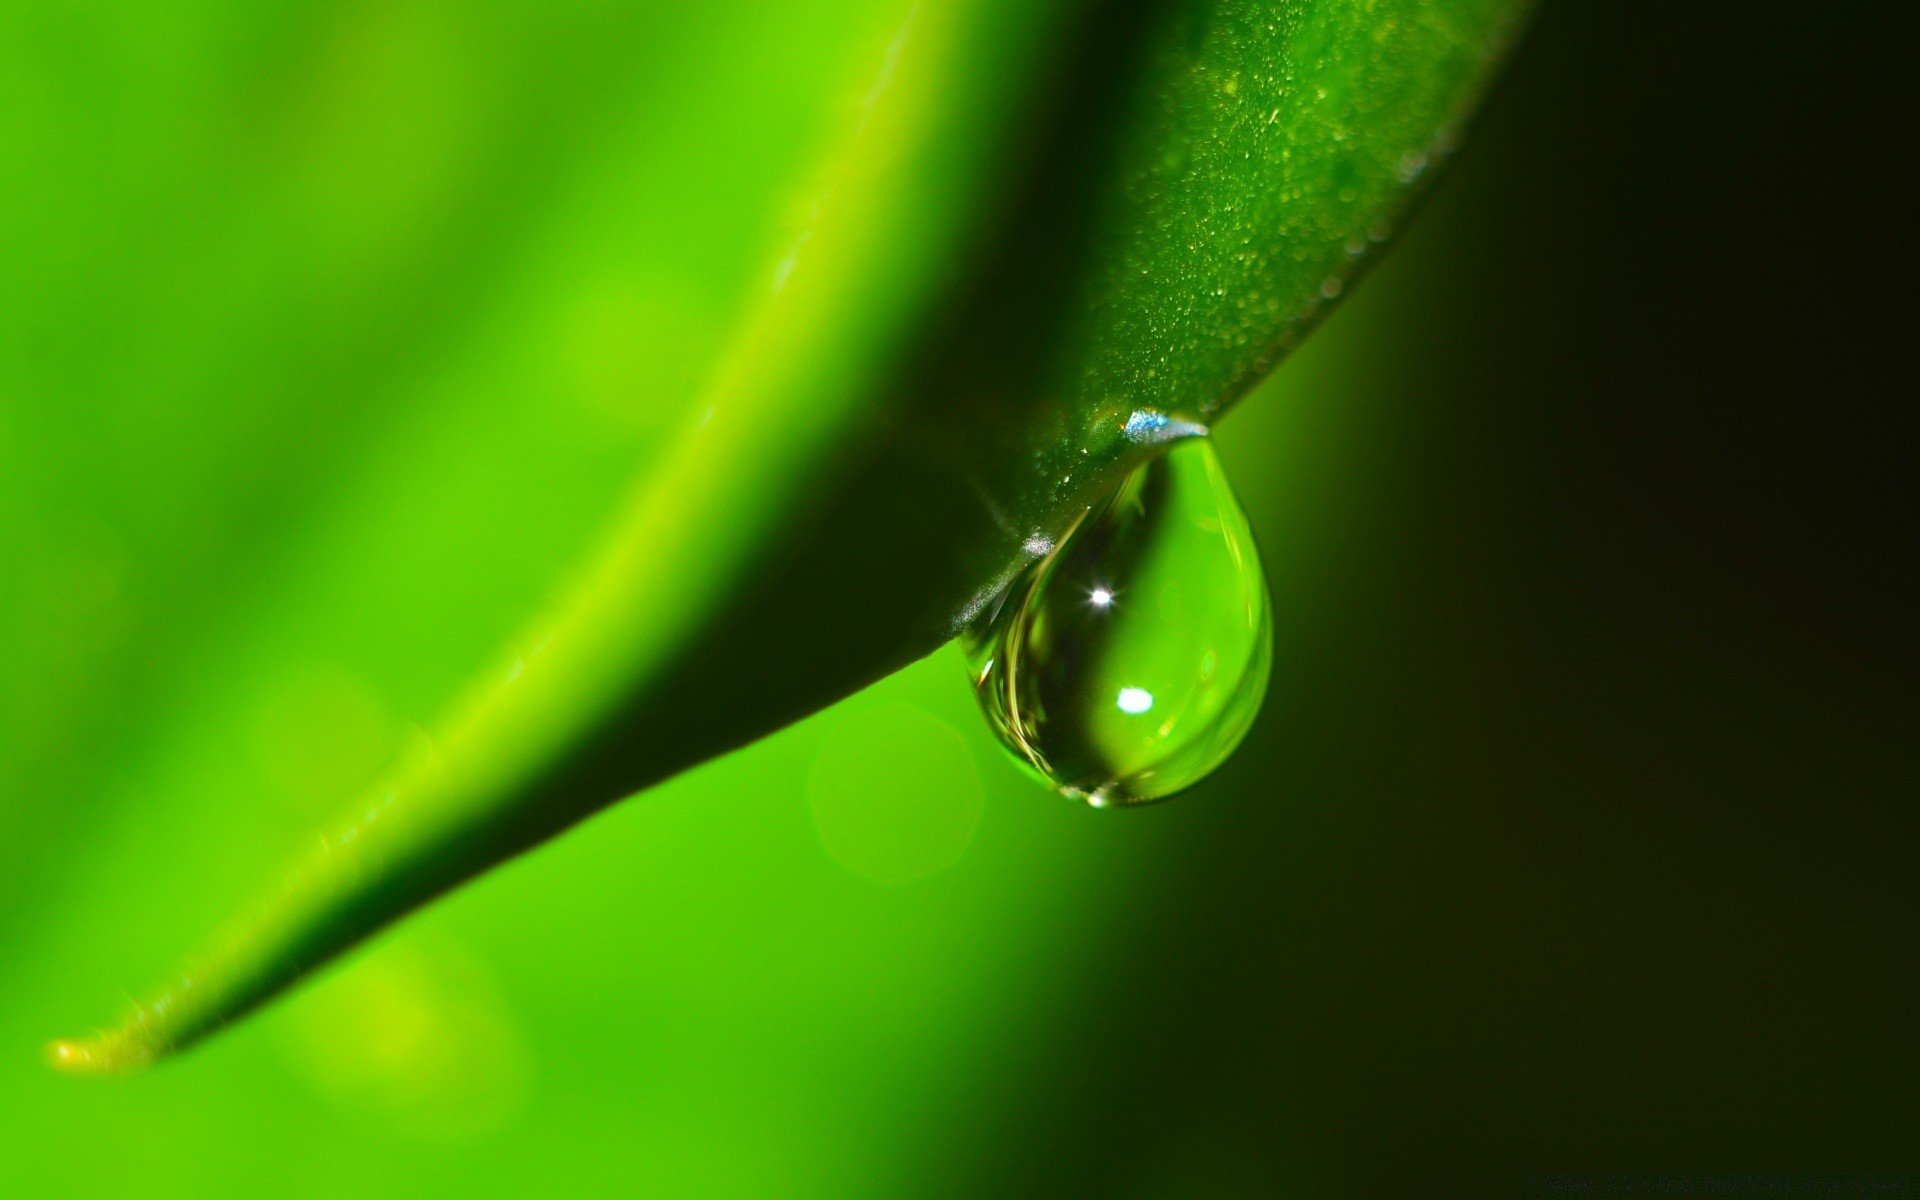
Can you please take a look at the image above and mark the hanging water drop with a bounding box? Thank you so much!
[962,437,1273,807]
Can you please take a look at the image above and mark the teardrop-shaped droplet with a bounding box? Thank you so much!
[962,437,1272,807]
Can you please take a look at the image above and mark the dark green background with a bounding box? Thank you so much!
[2,0,1911,1193]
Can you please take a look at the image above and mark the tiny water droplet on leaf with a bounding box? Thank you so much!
[962,437,1272,807]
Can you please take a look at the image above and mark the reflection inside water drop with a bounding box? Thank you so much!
[962,438,1273,807]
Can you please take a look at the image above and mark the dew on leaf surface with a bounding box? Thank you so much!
[963,436,1272,807]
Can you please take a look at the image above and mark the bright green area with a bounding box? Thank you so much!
[2,0,1525,1189]
[0,0,918,932]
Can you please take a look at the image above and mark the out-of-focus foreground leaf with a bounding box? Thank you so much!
[6,0,1528,1068]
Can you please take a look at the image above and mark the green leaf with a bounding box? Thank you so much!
[35,0,1529,1070]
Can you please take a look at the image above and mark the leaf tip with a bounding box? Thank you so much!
[44,1033,153,1076]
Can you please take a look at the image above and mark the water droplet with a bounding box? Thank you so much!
[962,438,1272,807]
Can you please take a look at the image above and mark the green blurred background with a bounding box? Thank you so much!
[2,0,1911,1194]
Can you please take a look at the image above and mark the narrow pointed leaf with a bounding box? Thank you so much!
[51,0,1530,1070]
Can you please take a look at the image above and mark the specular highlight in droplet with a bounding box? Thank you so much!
[962,438,1272,807]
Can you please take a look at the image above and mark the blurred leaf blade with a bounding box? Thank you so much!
[0,0,909,915]
[43,0,1088,1069]
[21,0,1531,1068]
